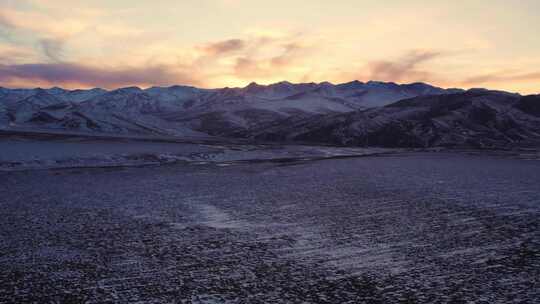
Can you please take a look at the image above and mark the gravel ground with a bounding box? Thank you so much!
[1,152,539,303]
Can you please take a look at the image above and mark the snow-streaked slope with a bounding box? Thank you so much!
[0,81,460,138]
[152,81,457,136]
[251,90,540,148]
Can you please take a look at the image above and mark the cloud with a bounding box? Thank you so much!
[365,50,441,82]
[0,13,14,30]
[233,57,262,77]
[270,43,302,67]
[39,38,64,62]
[0,44,39,64]
[233,41,307,79]
[0,62,202,88]
[463,71,540,85]
[0,11,15,40]
[0,8,86,38]
[203,39,245,55]
[0,33,312,89]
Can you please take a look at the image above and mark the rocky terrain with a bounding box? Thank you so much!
[1,153,539,303]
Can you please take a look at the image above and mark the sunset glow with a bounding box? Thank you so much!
[1,0,539,93]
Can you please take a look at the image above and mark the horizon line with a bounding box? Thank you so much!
[0,79,532,95]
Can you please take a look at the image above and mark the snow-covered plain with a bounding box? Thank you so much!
[0,130,393,171]
[1,152,539,303]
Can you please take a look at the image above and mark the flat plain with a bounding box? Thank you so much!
[1,152,539,303]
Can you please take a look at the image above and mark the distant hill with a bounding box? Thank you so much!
[2,81,539,148]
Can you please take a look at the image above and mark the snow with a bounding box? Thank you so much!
[2,152,539,302]
[0,131,393,171]
[0,81,454,137]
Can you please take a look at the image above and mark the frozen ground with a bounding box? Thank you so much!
[1,152,539,303]
[0,130,393,171]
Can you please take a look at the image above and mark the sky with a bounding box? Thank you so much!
[0,0,539,94]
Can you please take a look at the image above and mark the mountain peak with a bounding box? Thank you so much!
[339,80,364,86]
[366,80,398,86]
[245,82,261,88]
[244,82,265,93]
[113,86,142,93]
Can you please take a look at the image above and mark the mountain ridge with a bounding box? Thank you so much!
[1,80,539,149]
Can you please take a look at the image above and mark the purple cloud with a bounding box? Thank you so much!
[366,50,441,82]
[203,39,245,55]
[0,62,202,88]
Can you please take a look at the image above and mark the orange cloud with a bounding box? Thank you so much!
[0,12,13,29]
[326,49,447,87]
[0,32,313,89]
[0,44,39,64]
[463,71,540,85]
[270,43,303,67]
[232,40,309,81]
[0,8,86,39]
[364,50,442,83]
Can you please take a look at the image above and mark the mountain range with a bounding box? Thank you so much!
[1,81,539,149]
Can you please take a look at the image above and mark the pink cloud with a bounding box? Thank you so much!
[0,62,202,89]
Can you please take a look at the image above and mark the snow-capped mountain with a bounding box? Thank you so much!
[250,89,540,149]
[1,81,539,148]
[0,80,454,135]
